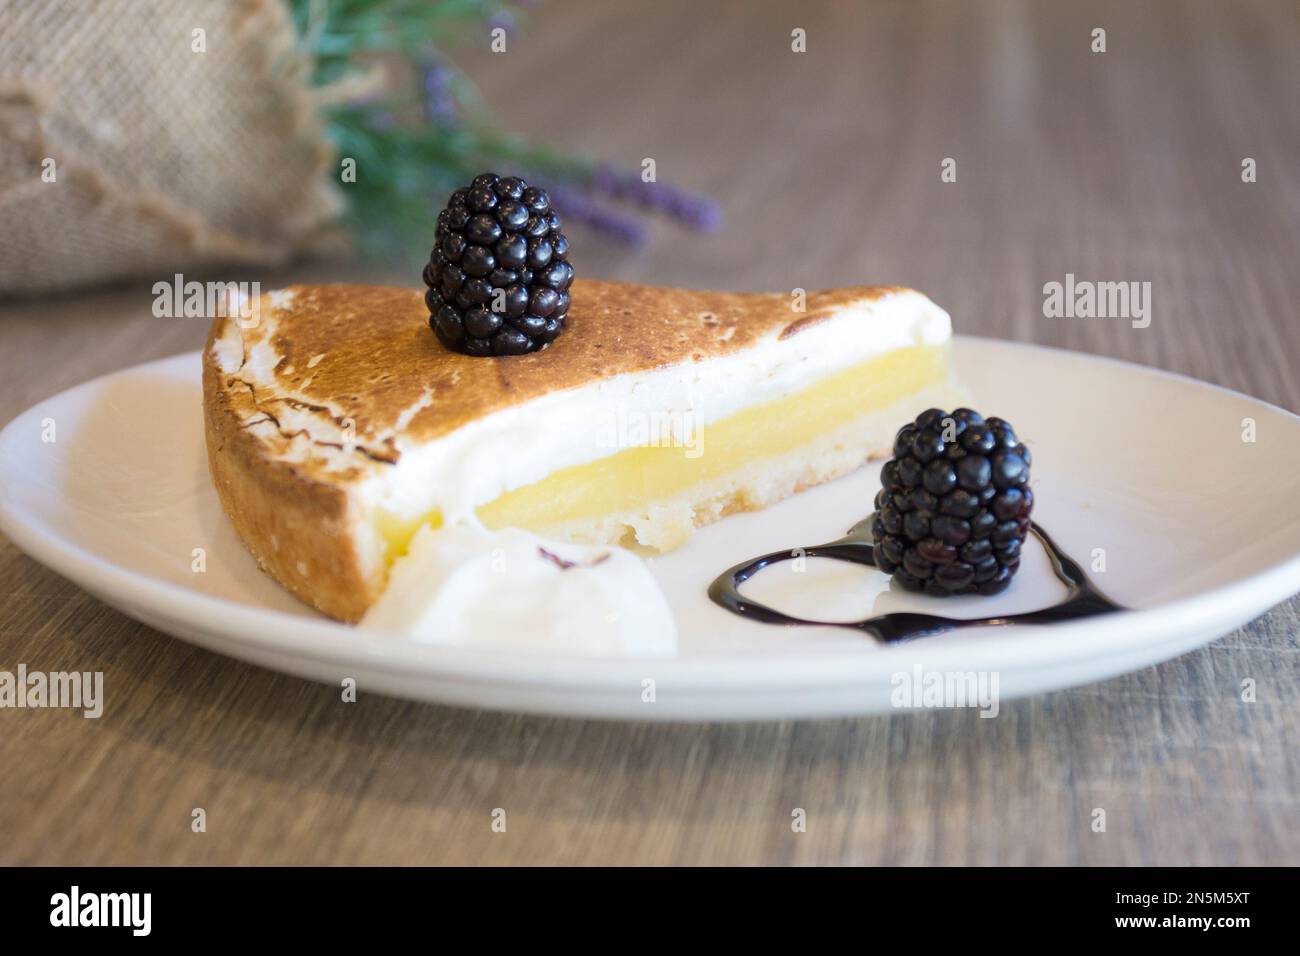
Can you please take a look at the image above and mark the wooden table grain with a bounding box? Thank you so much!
[1,0,1298,866]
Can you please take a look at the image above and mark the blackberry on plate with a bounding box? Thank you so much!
[424,173,574,356]
[870,408,1032,596]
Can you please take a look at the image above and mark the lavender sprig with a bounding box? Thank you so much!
[542,183,649,246]
[298,0,726,259]
[589,163,724,232]
[421,56,458,127]
[488,10,518,36]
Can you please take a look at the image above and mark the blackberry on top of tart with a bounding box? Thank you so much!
[424,173,573,356]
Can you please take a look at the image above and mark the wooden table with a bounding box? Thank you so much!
[2,0,1297,865]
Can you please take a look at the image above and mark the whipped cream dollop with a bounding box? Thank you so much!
[361,525,677,656]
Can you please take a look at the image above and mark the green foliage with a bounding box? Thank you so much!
[287,0,590,263]
[292,0,507,86]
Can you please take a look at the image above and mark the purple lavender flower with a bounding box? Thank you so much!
[543,182,649,246]
[590,163,724,232]
[421,57,458,127]
[488,10,517,37]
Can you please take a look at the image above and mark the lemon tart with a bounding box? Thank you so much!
[203,280,964,621]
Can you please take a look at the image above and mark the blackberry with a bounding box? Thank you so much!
[424,173,574,356]
[870,408,1032,596]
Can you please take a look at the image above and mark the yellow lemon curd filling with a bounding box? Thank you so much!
[375,343,949,562]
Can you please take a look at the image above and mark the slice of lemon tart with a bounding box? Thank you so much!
[204,280,964,622]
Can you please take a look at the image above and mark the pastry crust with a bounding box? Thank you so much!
[203,352,382,622]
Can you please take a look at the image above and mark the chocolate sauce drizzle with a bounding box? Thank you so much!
[708,518,1127,642]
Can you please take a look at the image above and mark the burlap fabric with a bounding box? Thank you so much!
[0,0,345,296]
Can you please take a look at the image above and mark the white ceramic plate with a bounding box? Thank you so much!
[1,338,1298,720]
